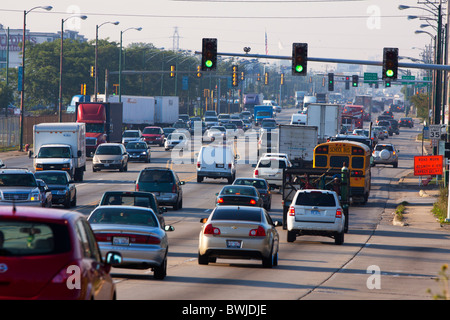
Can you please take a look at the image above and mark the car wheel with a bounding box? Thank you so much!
[198,252,209,265]
[154,256,167,280]
[71,194,77,207]
[262,246,275,268]
[197,176,203,183]
[63,197,71,209]
[287,230,296,243]
[335,231,344,245]
[393,162,398,168]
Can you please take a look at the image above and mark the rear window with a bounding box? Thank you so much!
[0,220,71,256]
[234,179,267,189]
[375,145,394,151]
[88,207,158,227]
[96,145,122,155]
[257,159,287,169]
[103,194,157,208]
[220,186,257,196]
[295,192,336,207]
[139,170,174,183]
[211,208,262,222]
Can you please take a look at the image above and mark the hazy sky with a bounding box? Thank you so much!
[0,0,440,69]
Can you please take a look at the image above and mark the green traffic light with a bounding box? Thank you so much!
[386,69,394,77]
[295,65,303,73]
[205,60,213,68]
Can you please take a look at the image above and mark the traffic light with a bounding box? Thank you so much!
[170,65,175,78]
[264,72,269,85]
[292,43,307,76]
[328,73,334,91]
[196,65,202,78]
[352,75,358,87]
[383,47,398,80]
[345,76,350,90]
[280,73,284,85]
[385,79,391,88]
[201,38,217,71]
[232,65,238,87]
[240,71,245,81]
[90,66,95,78]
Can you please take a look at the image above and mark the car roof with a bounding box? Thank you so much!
[0,205,82,222]
[213,205,262,212]
[102,191,155,197]
[97,142,122,146]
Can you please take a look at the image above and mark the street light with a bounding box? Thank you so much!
[19,5,52,151]
[94,21,119,102]
[59,15,87,122]
[119,27,142,102]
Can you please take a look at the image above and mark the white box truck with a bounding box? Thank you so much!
[306,103,341,142]
[33,123,86,182]
[108,95,155,126]
[278,124,318,167]
[155,96,179,125]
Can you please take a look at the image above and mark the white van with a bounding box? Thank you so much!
[196,144,236,183]
[290,114,307,125]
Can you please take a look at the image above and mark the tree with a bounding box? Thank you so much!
[0,82,14,115]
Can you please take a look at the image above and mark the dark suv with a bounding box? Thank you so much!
[135,168,185,210]
[399,117,414,128]
[387,119,399,135]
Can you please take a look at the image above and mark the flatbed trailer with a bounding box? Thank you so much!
[281,166,350,232]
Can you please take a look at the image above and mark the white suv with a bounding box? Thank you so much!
[287,189,345,245]
[253,156,290,189]
[196,144,236,183]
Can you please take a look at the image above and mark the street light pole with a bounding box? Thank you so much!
[95,21,119,102]
[119,27,142,102]
[19,5,52,151]
[59,15,87,122]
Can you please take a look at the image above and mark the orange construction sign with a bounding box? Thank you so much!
[414,155,444,176]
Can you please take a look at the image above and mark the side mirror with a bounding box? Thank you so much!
[180,181,185,185]
[164,225,175,232]
[200,218,208,224]
[105,251,122,267]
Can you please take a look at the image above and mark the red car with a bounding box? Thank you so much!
[0,206,121,300]
[142,126,165,146]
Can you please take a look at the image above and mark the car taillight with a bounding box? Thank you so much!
[197,161,201,168]
[172,184,177,193]
[51,261,81,284]
[204,224,221,235]
[288,206,295,216]
[217,197,224,204]
[336,208,343,218]
[249,226,266,237]
[135,184,139,191]
[228,163,232,169]
[254,169,259,176]
[250,199,256,205]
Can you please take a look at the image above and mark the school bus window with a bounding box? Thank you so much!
[314,155,328,167]
[352,157,364,169]
[330,156,349,168]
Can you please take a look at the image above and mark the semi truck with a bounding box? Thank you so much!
[306,103,341,142]
[108,95,155,128]
[278,124,318,168]
[295,91,306,108]
[243,93,264,114]
[155,96,179,125]
[75,102,123,156]
[33,122,86,182]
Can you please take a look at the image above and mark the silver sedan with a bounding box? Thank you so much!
[198,206,281,268]
[88,205,174,280]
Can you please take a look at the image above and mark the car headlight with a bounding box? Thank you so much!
[31,191,40,201]
[93,157,99,164]
[35,163,43,169]
[57,190,68,195]
[141,151,147,155]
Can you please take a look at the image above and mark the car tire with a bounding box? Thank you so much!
[197,176,203,183]
[335,231,344,245]
[287,230,296,243]
[71,194,77,207]
[393,162,398,168]
[262,246,275,268]
[64,197,71,209]
[198,252,209,265]
[154,256,167,280]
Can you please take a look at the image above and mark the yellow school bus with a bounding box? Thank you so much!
[313,140,371,204]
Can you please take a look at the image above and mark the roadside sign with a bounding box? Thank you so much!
[429,125,441,140]
[423,126,429,139]
[401,75,415,85]
[414,155,443,176]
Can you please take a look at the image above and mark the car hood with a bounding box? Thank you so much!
[46,184,69,191]
[142,134,162,138]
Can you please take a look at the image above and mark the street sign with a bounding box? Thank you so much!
[423,126,429,139]
[429,125,441,140]
[401,75,415,85]
[414,155,444,176]
[363,72,378,83]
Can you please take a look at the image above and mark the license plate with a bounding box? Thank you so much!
[216,164,224,168]
[227,240,242,248]
[104,163,109,167]
[113,237,129,245]
[310,210,320,215]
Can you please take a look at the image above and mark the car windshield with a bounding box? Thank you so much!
[139,170,173,183]
[205,117,218,122]
[85,123,104,133]
[0,220,71,256]
[295,191,336,207]
[95,145,121,155]
[35,172,68,185]
[102,193,157,209]
[0,173,37,187]
[211,208,262,222]
[261,120,277,128]
[123,131,140,137]
[88,207,158,227]
[126,142,147,150]
[219,114,230,119]
[234,179,267,189]
[143,128,161,134]
[375,145,394,151]
[168,133,185,140]
[220,186,257,196]
[38,146,71,158]
[210,126,225,132]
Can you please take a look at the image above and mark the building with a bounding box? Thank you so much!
[0,24,87,69]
